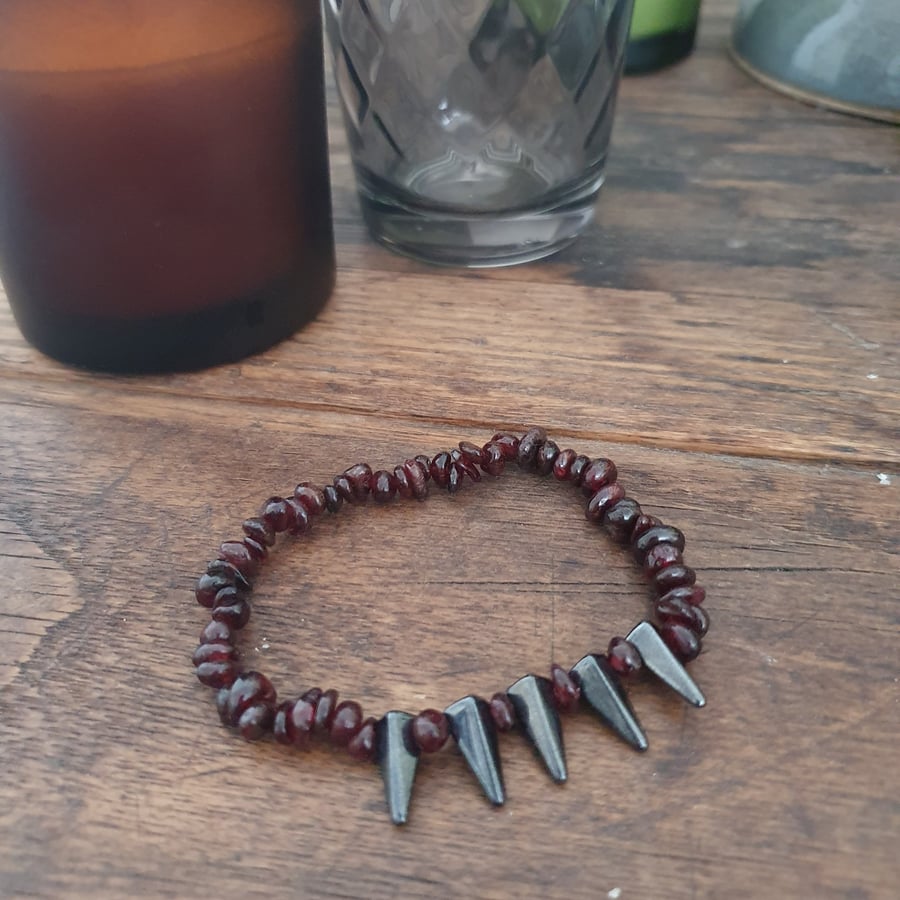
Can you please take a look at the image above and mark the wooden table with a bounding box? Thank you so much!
[1,2,897,897]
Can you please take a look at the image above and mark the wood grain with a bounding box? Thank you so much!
[1,2,898,898]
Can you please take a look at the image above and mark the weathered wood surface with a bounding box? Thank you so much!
[1,2,897,898]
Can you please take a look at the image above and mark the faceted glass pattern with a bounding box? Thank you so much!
[325,0,635,265]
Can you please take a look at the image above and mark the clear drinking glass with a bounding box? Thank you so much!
[325,0,635,266]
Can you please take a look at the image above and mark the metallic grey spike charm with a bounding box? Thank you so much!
[445,696,505,805]
[506,675,567,783]
[627,621,706,708]
[376,711,420,825]
[571,654,648,751]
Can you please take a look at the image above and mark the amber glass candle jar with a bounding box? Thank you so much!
[0,0,334,372]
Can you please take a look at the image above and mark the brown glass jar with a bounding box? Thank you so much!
[0,1,334,372]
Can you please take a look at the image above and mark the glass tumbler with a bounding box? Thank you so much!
[0,0,334,373]
[325,0,635,266]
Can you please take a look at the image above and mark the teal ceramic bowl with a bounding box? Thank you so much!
[731,0,900,123]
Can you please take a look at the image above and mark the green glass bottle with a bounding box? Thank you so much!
[625,0,702,74]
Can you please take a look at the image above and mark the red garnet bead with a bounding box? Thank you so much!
[661,623,702,662]
[536,440,560,475]
[410,709,450,753]
[286,498,310,535]
[200,620,233,645]
[392,465,413,499]
[586,483,626,523]
[192,641,237,667]
[294,483,327,517]
[659,584,706,607]
[323,484,343,513]
[607,637,643,676]
[489,432,520,460]
[430,451,452,487]
[480,442,506,476]
[372,470,398,503]
[195,661,238,689]
[516,426,547,468]
[343,463,373,502]
[211,587,251,630]
[489,692,517,732]
[314,689,339,731]
[195,572,233,608]
[242,517,275,547]
[569,454,592,486]
[553,448,576,481]
[223,672,277,740]
[241,536,268,562]
[274,696,317,748]
[631,515,661,542]
[402,459,429,499]
[655,595,710,637]
[603,498,643,542]
[634,525,685,561]
[218,541,259,578]
[348,717,377,762]
[643,542,683,575]
[581,458,618,495]
[261,496,294,533]
[550,664,581,711]
[653,564,697,595]
[330,701,364,746]
[458,441,486,467]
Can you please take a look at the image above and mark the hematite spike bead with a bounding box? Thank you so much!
[626,621,706,708]
[571,655,648,751]
[506,675,567,784]
[444,696,505,806]
[376,711,420,826]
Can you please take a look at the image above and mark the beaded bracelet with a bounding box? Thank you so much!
[191,428,709,825]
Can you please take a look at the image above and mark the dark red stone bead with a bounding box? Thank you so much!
[535,440,560,475]
[218,541,259,578]
[603,498,642,542]
[653,565,697,595]
[347,717,378,762]
[552,448,576,481]
[458,441,486,467]
[661,623,702,662]
[430,451,452,487]
[286,498,310,535]
[410,709,450,753]
[242,517,275,547]
[261,496,294,533]
[294,483,327,517]
[607,637,643,676]
[237,704,275,741]
[314,689,339,731]
[323,484,343,513]
[333,474,355,503]
[659,584,706,606]
[586,483,626,523]
[241,536,267,562]
[516,426,547,468]
[216,688,231,725]
[581,458,618,495]
[447,463,463,493]
[196,661,238,689]
[634,525,685,560]
[206,559,251,588]
[192,641,237,667]
[195,572,232,608]
[301,687,324,707]
[631,515,661,542]
[655,595,710,637]
[343,463,373,502]
[330,701,364,746]
[480,442,506,476]
[550,663,581,711]
[414,454,433,478]
[372,470,398,503]
[223,672,276,727]
[402,459,429,499]
[274,697,316,748]
[489,692,517,732]
[490,432,520,460]
[392,465,413,499]
[643,543,683,575]
[569,454,592,486]
[200,620,233,645]
[211,588,251,630]
[451,448,482,482]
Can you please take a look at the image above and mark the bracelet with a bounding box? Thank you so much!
[191,428,709,825]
